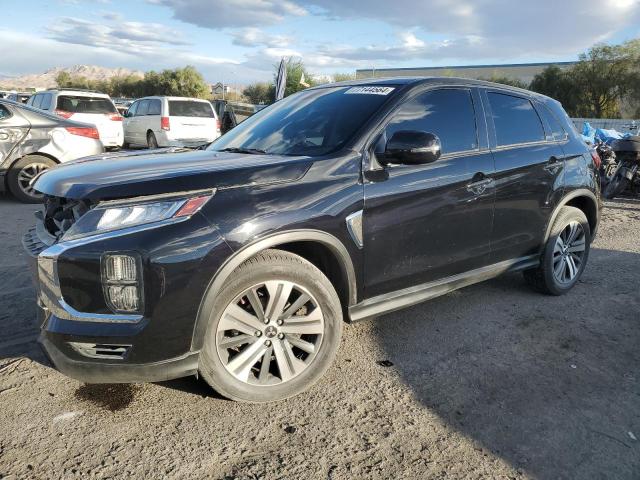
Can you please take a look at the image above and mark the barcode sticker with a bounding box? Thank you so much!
[345,86,395,95]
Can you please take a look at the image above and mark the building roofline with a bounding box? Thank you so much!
[356,61,578,73]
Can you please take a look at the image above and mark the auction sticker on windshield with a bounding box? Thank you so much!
[345,86,395,95]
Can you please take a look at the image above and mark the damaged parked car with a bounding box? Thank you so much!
[24,78,600,402]
[0,99,103,203]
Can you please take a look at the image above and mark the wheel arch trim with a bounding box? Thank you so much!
[544,189,599,243]
[190,229,357,351]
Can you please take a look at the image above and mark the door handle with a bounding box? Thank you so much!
[0,132,9,141]
[466,177,494,195]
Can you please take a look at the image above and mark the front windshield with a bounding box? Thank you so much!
[208,85,398,156]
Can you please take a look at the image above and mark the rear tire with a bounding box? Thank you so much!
[199,249,343,403]
[7,155,56,203]
[147,131,158,149]
[524,206,591,295]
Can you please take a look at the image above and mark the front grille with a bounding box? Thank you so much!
[43,196,93,240]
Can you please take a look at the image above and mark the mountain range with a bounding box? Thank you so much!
[0,65,144,90]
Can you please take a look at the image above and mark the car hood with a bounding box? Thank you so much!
[34,148,312,200]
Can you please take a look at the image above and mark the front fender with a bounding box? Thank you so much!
[190,229,357,352]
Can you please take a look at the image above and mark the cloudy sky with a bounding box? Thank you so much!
[1,0,639,83]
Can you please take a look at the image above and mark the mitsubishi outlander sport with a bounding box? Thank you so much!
[24,78,600,402]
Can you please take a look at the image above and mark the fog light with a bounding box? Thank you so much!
[105,285,140,312]
[102,254,142,314]
[104,255,137,282]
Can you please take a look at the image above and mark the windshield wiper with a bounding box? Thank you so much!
[216,147,268,155]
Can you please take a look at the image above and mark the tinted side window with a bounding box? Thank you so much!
[385,89,478,155]
[40,93,52,110]
[136,100,150,116]
[32,94,43,109]
[168,100,214,118]
[539,103,567,141]
[127,101,138,116]
[0,104,12,120]
[147,99,161,115]
[487,93,545,146]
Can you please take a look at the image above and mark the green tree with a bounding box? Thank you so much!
[529,66,579,115]
[331,72,355,82]
[55,66,210,99]
[144,66,210,98]
[276,58,316,98]
[55,71,73,88]
[243,82,273,104]
[569,42,637,118]
[480,74,528,89]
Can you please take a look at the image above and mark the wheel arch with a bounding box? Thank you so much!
[9,150,60,169]
[544,189,599,243]
[4,151,59,190]
[191,229,357,351]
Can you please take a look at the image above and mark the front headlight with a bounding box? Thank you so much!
[62,193,213,241]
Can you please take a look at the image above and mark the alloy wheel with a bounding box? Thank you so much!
[216,280,325,386]
[17,163,49,198]
[552,221,586,284]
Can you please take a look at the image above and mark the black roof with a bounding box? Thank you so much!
[313,76,551,102]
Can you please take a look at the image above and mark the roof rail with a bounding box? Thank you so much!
[47,87,106,94]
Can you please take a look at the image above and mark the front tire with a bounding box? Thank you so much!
[7,155,56,203]
[524,206,591,295]
[199,249,343,403]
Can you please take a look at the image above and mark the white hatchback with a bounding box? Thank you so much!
[28,90,124,148]
[123,96,220,148]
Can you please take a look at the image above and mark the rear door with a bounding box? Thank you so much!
[483,90,566,263]
[0,104,30,166]
[362,87,495,297]
[168,100,216,142]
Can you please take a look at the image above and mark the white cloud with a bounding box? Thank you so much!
[46,17,191,55]
[231,27,292,48]
[150,0,640,71]
[151,0,306,28]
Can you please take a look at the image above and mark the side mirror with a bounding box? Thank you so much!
[123,110,130,118]
[383,130,442,166]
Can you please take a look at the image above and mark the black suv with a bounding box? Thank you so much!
[25,78,600,402]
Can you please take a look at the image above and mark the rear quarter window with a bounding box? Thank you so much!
[169,101,214,118]
[56,95,117,114]
[487,92,545,147]
[0,104,12,120]
[40,93,52,110]
[32,95,43,109]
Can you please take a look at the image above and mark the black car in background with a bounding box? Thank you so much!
[0,99,103,202]
[24,78,600,402]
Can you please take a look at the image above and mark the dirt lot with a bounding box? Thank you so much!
[0,194,638,479]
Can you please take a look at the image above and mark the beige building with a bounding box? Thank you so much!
[356,62,577,85]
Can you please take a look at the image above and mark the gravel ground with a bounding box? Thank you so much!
[0,193,639,479]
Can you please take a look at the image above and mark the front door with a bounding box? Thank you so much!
[362,88,495,298]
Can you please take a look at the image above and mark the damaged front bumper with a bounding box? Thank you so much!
[22,207,232,384]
